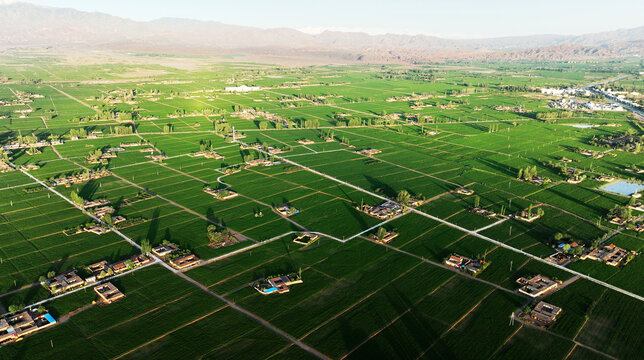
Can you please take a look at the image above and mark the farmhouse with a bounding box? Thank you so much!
[581,244,634,266]
[151,243,178,258]
[276,203,299,216]
[87,260,110,278]
[94,282,125,304]
[355,148,382,157]
[46,270,85,294]
[93,206,115,218]
[297,139,315,145]
[360,201,403,219]
[444,254,488,275]
[253,273,303,295]
[372,231,398,244]
[83,198,110,209]
[83,223,110,235]
[193,150,224,159]
[596,175,615,182]
[169,254,201,270]
[245,158,274,167]
[203,188,239,200]
[529,301,562,327]
[0,310,56,344]
[456,188,474,195]
[145,154,167,161]
[293,233,319,245]
[545,252,573,266]
[516,275,559,298]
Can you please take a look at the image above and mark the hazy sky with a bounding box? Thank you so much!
[21,0,644,38]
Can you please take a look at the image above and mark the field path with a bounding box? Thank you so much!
[46,84,96,110]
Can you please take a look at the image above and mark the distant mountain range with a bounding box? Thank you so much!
[1,2,643,62]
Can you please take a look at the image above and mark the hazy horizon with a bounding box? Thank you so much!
[14,0,644,39]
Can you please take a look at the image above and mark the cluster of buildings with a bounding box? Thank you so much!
[253,273,303,295]
[232,108,288,127]
[516,275,559,298]
[0,309,56,345]
[469,206,500,219]
[45,254,152,295]
[444,254,488,275]
[581,244,637,267]
[549,98,624,112]
[359,201,403,220]
[245,158,279,167]
[494,105,527,113]
[192,150,224,159]
[86,150,118,164]
[540,87,591,97]
[50,170,111,187]
[151,243,201,270]
[591,87,643,111]
[1,139,62,151]
[225,85,261,93]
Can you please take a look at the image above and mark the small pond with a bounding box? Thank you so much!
[601,181,644,196]
[567,124,597,129]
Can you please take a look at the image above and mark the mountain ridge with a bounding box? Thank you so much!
[1,2,643,62]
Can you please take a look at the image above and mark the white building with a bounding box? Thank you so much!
[225,85,261,93]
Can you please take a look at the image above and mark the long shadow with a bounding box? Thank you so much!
[343,202,369,233]
[146,208,161,243]
[363,175,396,198]
[78,180,99,200]
[385,287,454,359]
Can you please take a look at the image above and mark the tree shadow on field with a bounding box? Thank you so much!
[477,157,522,178]
[384,287,454,359]
[462,122,489,133]
[78,180,99,200]
[343,202,368,234]
[363,175,395,198]
[146,208,161,242]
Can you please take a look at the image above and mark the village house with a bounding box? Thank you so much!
[0,310,56,345]
[46,270,85,294]
[297,139,315,145]
[355,148,382,157]
[92,206,115,219]
[83,223,110,235]
[596,175,615,182]
[83,198,110,209]
[203,188,239,200]
[276,203,299,217]
[151,243,178,259]
[254,273,303,295]
[581,244,635,266]
[87,260,111,278]
[444,254,488,275]
[293,233,319,245]
[516,275,559,298]
[245,158,274,167]
[456,188,475,196]
[528,301,562,327]
[145,154,167,161]
[545,252,573,266]
[94,282,125,304]
[169,254,201,270]
[372,231,398,244]
[360,201,403,220]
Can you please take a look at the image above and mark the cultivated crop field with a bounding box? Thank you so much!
[0,53,642,359]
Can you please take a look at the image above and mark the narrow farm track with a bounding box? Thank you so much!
[12,165,331,360]
[248,142,644,302]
